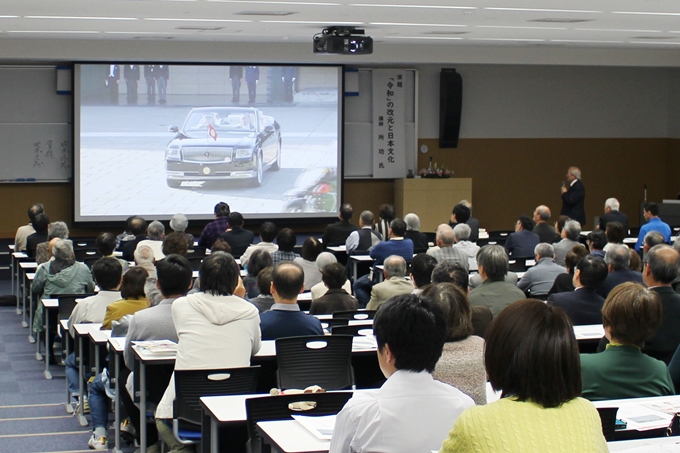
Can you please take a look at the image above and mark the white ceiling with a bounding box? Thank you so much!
[4,0,680,51]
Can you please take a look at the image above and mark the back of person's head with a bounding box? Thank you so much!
[403,213,420,231]
[32,213,50,233]
[477,245,509,281]
[199,252,239,296]
[321,262,347,290]
[383,255,407,279]
[379,204,395,222]
[147,220,165,240]
[431,261,469,292]
[644,201,659,217]
[453,223,471,241]
[410,253,437,288]
[47,221,69,240]
[156,254,193,297]
[315,251,337,271]
[458,199,472,211]
[227,211,244,228]
[629,251,642,272]
[517,215,534,232]
[96,232,117,256]
[647,244,680,284]
[605,198,620,211]
[91,257,123,291]
[134,245,155,264]
[248,249,273,278]
[210,238,232,253]
[52,238,73,261]
[259,222,277,242]
[535,205,551,222]
[301,237,323,262]
[565,244,588,274]
[605,244,631,272]
[339,203,354,221]
[373,294,446,373]
[360,210,375,226]
[485,299,581,408]
[586,230,607,250]
[214,202,231,218]
[419,283,473,342]
[602,282,662,347]
[389,218,407,237]
[568,167,582,180]
[452,204,471,224]
[276,228,296,253]
[605,221,626,244]
[563,219,581,241]
[272,262,305,299]
[169,213,188,233]
[576,255,608,290]
[124,215,135,234]
[644,231,665,249]
[162,232,188,256]
[436,224,455,246]
[256,266,274,295]
[120,266,149,299]
[556,215,569,233]
[28,203,44,222]
[130,217,148,236]
[534,243,555,259]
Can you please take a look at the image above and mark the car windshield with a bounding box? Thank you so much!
[183,111,257,134]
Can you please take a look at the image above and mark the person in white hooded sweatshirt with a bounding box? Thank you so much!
[155,252,261,452]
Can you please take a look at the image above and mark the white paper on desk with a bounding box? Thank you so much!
[132,339,177,355]
[642,401,680,417]
[617,404,673,431]
[292,414,337,440]
[352,336,377,350]
[573,325,605,340]
[611,442,680,453]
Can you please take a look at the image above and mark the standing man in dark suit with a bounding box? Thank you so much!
[123,64,140,105]
[106,65,120,105]
[560,166,586,226]
[532,205,561,244]
[156,64,169,105]
[322,204,359,248]
[504,215,540,259]
[458,200,480,243]
[245,66,259,104]
[230,66,243,103]
[144,65,156,105]
[598,198,629,232]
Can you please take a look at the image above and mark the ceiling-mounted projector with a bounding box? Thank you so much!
[313,27,373,55]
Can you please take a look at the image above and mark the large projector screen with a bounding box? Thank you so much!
[74,63,343,223]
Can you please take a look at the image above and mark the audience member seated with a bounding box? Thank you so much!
[346,210,382,255]
[310,252,352,299]
[14,203,43,252]
[366,255,415,310]
[603,221,627,255]
[260,262,323,340]
[517,243,567,298]
[468,269,518,290]
[169,213,194,247]
[468,245,525,316]
[453,224,480,271]
[547,255,608,325]
[271,228,300,265]
[673,239,680,293]
[294,237,324,291]
[374,203,395,242]
[134,245,157,278]
[323,204,359,248]
[101,267,149,330]
[439,300,608,452]
[161,231,188,257]
[532,205,561,244]
[25,212,49,259]
[120,216,148,262]
[136,220,165,260]
[36,220,69,264]
[554,219,581,267]
[596,244,643,298]
[581,283,674,401]
[458,200,480,243]
[197,201,230,249]
[209,238,232,255]
[218,211,254,258]
[249,266,275,313]
[155,252,260,452]
[549,244,588,295]
[116,216,137,249]
[449,203,471,232]
[635,201,672,253]
[410,253,438,295]
[330,295,474,453]
[425,284,486,406]
[309,263,358,315]
[403,213,429,254]
[643,230,666,261]
[586,230,607,259]
[427,224,469,270]
[241,221,278,268]
[504,215,540,259]
[96,232,129,273]
[244,249,273,300]
[598,197,629,232]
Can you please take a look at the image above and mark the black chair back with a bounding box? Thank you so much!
[57,293,95,321]
[330,324,373,336]
[332,310,376,321]
[596,407,618,441]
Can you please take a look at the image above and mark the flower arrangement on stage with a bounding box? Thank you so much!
[419,157,452,178]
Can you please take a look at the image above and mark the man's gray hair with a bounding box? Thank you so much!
[436,224,455,246]
[604,198,620,211]
[605,244,630,271]
[535,205,551,221]
[453,223,471,241]
[404,213,420,231]
[147,220,165,240]
[458,199,472,212]
[534,243,555,259]
[383,255,407,278]
[476,245,509,281]
[48,221,69,240]
[315,252,337,271]
[134,245,155,264]
[169,213,189,233]
[647,244,680,284]
[673,237,680,254]
[569,167,582,180]
[563,220,581,241]
[52,239,74,261]
[360,210,375,226]
[644,231,665,248]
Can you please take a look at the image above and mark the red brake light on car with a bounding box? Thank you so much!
[312,183,332,194]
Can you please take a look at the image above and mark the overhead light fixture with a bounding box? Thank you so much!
[476,25,566,30]
[614,11,680,16]
[25,15,137,20]
[146,17,252,22]
[485,7,601,13]
[351,3,475,9]
[370,22,467,27]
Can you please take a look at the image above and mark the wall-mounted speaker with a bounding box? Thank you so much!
[439,68,463,148]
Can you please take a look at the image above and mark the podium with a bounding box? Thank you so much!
[394,178,472,233]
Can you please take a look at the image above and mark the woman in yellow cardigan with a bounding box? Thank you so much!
[101,266,149,330]
[439,299,608,453]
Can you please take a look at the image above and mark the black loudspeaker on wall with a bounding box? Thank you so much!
[439,68,463,148]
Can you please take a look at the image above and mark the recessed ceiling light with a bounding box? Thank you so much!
[25,16,137,20]
[6,30,100,33]
[470,38,545,42]
[630,41,680,45]
[551,39,625,44]
[260,20,362,24]
[212,0,339,5]
[370,22,466,27]
[382,36,464,40]
[234,11,296,16]
[0,16,19,19]
[351,3,475,9]
[614,11,680,16]
[146,17,252,22]
[576,28,662,33]
[476,25,566,30]
[529,18,593,24]
[485,7,601,13]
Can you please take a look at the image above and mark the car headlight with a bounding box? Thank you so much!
[235,148,253,159]
[166,146,181,162]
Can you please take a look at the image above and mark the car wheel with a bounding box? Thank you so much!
[166,179,181,189]
[251,153,263,187]
[271,140,281,171]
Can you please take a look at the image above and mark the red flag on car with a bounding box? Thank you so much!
[208,124,218,141]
